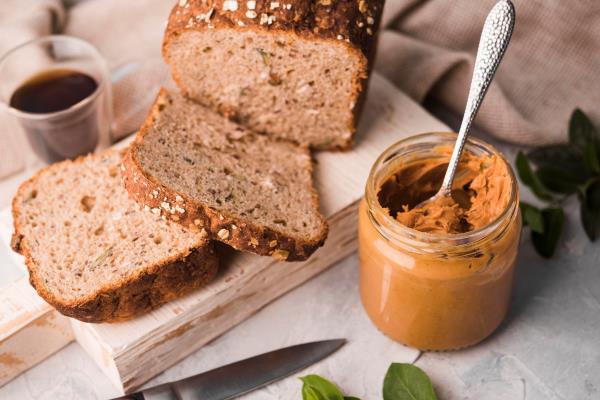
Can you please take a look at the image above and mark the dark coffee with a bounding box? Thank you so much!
[10,69,97,114]
[9,69,102,163]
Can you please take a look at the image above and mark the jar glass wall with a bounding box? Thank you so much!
[358,132,521,351]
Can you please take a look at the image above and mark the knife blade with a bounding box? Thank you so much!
[113,339,346,400]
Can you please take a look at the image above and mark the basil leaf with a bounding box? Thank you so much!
[520,202,544,233]
[536,166,582,194]
[527,144,587,177]
[569,108,598,150]
[583,141,600,174]
[383,363,437,400]
[515,152,553,201]
[580,180,600,241]
[531,208,564,258]
[301,375,345,400]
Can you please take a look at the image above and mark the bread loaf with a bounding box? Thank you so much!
[163,0,384,149]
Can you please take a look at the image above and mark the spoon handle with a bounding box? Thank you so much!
[439,0,515,195]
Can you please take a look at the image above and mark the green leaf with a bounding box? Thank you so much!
[531,208,565,258]
[383,363,437,400]
[536,166,582,194]
[300,375,345,400]
[569,108,598,150]
[527,144,587,177]
[520,202,544,233]
[583,141,600,174]
[515,151,553,201]
[580,180,600,241]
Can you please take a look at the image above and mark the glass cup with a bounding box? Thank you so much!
[358,132,521,351]
[0,35,112,164]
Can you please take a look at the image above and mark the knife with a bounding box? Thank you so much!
[112,339,346,400]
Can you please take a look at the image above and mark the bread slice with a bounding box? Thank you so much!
[123,89,328,261]
[162,0,384,150]
[11,150,218,323]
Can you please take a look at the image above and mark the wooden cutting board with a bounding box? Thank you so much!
[0,73,448,393]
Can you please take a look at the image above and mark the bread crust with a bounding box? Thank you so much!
[11,151,219,323]
[162,0,384,150]
[122,89,328,262]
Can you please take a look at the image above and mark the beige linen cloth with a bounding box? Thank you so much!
[1,0,600,177]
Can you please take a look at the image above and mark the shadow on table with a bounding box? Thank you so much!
[500,239,567,329]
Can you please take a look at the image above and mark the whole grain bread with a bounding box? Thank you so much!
[123,89,328,261]
[11,150,218,323]
[162,0,384,150]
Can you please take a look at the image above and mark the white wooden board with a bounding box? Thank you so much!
[0,211,74,388]
[0,73,448,392]
[0,276,74,387]
[70,73,447,393]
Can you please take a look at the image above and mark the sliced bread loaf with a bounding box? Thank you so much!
[123,89,328,261]
[11,150,218,323]
[162,0,384,150]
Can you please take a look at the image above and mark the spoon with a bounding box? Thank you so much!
[416,0,515,209]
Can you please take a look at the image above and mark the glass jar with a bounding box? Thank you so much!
[0,35,112,166]
[358,132,521,351]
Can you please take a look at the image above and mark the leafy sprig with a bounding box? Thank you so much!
[300,363,437,400]
[517,108,600,257]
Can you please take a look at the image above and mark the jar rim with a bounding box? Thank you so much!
[365,132,519,250]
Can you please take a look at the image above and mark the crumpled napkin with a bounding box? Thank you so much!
[0,0,65,178]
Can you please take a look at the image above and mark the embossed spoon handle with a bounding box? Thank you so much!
[438,0,515,197]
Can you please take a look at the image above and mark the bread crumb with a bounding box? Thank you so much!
[269,240,278,248]
[247,0,256,9]
[218,228,230,240]
[175,195,183,202]
[270,1,280,9]
[194,219,202,225]
[249,237,259,246]
[172,215,180,221]
[246,10,257,18]
[367,16,374,25]
[272,249,289,261]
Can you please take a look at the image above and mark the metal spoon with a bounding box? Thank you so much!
[416,0,515,209]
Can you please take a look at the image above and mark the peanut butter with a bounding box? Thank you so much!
[378,147,511,234]
[358,133,521,351]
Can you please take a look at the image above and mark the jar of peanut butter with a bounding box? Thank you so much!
[359,132,521,351]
